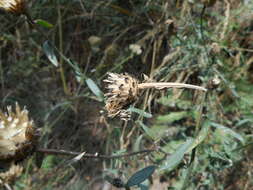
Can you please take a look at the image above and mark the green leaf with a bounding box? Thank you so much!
[128,107,152,118]
[35,19,53,28]
[126,165,156,187]
[43,41,58,67]
[235,118,253,127]
[187,121,210,152]
[156,111,188,124]
[157,95,192,109]
[41,155,57,170]
[137,121,155,139]
[133,134,143,152]
[104,176,125,188]
[159,139,194,172]
[138,184,149,190]
[85,78,104,101]
[210,122,244,144]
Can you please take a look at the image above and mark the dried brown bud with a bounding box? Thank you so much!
[0,0,26,15]
[207,76,221,90]
[0,103,37,162]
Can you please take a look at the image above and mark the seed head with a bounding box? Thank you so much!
[0,164,23,185]
[0,103,37,162]
[0,0,26,15]
[104,73,139,118]
[104,73,207,119]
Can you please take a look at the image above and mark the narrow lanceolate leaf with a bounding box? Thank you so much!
[35,19,53,28]
[187,121,210,152]
[128,107,152,118]
[43,41,58,67]
[159,139,194,172]
[137,121,154,139]
[210,122,245,144]
[156,111,188,124]
[126,165,156,187]
[66,152,86,165]
[86,78,104,101]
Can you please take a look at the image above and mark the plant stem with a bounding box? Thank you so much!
[181,91,207,190]
[25,11,69,95]
[138,82,207,92]
[57,1,69,95]
[36,148,156,159]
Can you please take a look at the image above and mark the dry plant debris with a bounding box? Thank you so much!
[0,103,37,162]
[0,0,26,15]
[104,72,207,119]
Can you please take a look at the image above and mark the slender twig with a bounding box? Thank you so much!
[36,148,156,159]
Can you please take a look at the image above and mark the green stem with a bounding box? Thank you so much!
[181,92,207,190]
[57,1,69,95]
[25,10,69,95]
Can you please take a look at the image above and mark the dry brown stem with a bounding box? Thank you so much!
[138,82,207,92]
[36,148,156,159]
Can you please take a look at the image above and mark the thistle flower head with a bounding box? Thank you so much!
[104,73,139,118]
[0,164,23,185]
[0,103,37,162]
[0,0,26,15]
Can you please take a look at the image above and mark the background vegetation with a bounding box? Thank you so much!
[0,0,253,189]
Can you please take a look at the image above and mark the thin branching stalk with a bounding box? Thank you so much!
[57,0,69,95]
[36,148,156,159]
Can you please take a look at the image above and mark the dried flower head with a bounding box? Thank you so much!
[0,164,23,185]
[207,75,221,89]
[0,0,26,15]
[0,103,37,162]
[104,73,207,119]
[129,44,142,55]
[104,73,139,118]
